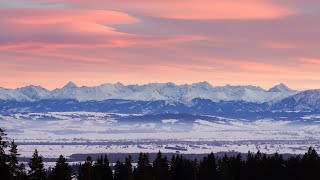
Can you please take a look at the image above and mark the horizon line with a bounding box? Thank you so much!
[0,81,302,91]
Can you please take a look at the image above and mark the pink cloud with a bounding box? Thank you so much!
[1,1,320,90]
[0,8,207,50]
[1,8,137,24]
[263,42,298,49]
[127,0,295,20]
[194,57,292,73]
[34,0,296,20]
[2,52,320,90]
[0,9,138,48]
[300,58,320,65]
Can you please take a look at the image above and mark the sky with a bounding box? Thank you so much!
[1,0,320,90]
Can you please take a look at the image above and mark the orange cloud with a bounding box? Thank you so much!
[42,0,296,20]
[263,42,298,49]
[1,8,137,25]
[2,53,320,90]
[0,8,207,50]
[300,58,320,65]
[1,1,320,91]
[197,57,292,73]
[136,0,295,20]
[0,9,138,49]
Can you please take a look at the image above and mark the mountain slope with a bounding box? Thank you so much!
[272,90,320,111]
[0,98,268,116]
[268,83,293,92]
[16,86,50,100]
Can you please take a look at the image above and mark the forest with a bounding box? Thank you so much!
[1,127,320,180]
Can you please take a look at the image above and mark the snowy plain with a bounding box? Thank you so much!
[1,112,320,160]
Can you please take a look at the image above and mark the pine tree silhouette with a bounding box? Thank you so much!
[28,149,46,180]
[0,128,10,179]
[78,156,94,180]
[114,156,133,180]
[93,155,113,180]
[8,140,20,177]
[49,155,72,180]
[133,153,153,180]
[198,153,218,180]
[153,151,170,180]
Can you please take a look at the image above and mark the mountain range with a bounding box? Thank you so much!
[0,82,298,103]
[0,82,320,114]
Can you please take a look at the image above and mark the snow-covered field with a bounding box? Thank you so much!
[1,112,320,158]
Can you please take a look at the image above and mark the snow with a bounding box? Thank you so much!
[63,82,78,89]
[16,85,50,100]
[1,112,320,158]
[162,119,179,124]
[0,82,299,103]
[268,83,293,93]
[0,87,32,101]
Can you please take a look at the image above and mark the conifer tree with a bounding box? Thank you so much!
[28,149,46,180]
[124,155,133,180]
[170,155,197,180]
[93,155,113,180]
[49,155,72,180]
[114,161,124,180]
[0,128,7,155]
[133,153,153,180]
[269,152,285,180]
[114,155,133,180]
[198,153,217,180]
[16,163,27,180]
[302,147,320,179]
[78,156,94,180]
[0,128,10,179]
[153,151,170,180]
[229,153,244,180]
[8,140,20,178]
[218,154,231,180]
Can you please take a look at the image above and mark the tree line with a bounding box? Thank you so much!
[1,127,320,180]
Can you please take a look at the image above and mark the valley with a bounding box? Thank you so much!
[1,112,320,160]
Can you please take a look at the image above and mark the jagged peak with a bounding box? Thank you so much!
[115,82,125,86]
[100,82,125,88]
[191,81,213,89]
[63,81,78,89]
[19,85,47,90]
[268,83,291,92]
[216,84,265,91]
[145,82,177,87]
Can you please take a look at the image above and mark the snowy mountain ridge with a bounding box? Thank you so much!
[0,82,298,103]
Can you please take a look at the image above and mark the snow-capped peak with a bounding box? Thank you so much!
[191,81,213,90]
[268,83,292,92]
[17,85,49,100]
[63,82,78,89]
[18,85,47,91]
